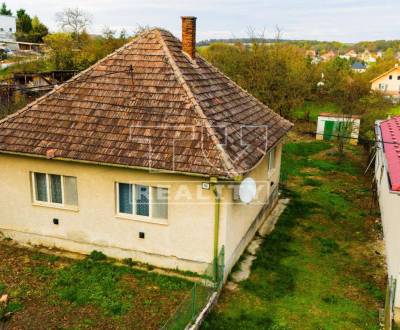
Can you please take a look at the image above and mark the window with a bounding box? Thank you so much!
[152,187,168,219]
[268,147,277,172]
[389,75,393,80]
[398,76,400,80]
[117,183,168,220]
[9,28,12,32]
[32,172,78,207]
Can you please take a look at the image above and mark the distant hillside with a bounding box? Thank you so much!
[197,38,400,54]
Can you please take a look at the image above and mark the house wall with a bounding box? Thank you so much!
[375,144,400,307]
[0,15,16,42]
[316,115,360,145]
[0,144,284,277]
[371,69,400,96]
[222,142,283,274]
[0,154,216,273]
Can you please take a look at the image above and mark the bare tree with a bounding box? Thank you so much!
[274,25,283,42]
[56,8,92,40]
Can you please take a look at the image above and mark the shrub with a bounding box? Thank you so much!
[88,250,107,261]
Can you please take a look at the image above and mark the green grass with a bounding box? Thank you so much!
[388,105,400,116]
[203,140,384,330]
[292,101,339,121]
[0,243,195,329]
[52,256,193,316]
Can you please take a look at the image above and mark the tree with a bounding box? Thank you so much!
[44,33,76,70]
[31,16,49,42]
[56,8,91,42]
[16,9,32,34]
[0,2,12,16]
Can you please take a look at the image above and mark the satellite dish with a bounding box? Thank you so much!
[239,177,257,204]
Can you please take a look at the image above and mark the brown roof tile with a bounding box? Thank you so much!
[0,29,292,178]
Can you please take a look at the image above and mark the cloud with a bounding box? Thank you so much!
[8,0,400,42]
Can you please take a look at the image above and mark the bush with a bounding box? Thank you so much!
[88,250,107,261]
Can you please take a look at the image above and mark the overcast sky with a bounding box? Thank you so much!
[7,0,400,42]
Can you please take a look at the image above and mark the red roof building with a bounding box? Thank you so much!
[379,117,400,191]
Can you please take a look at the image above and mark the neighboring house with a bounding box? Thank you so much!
[371,65,400,99]
[0,15,18,51]
[375,117,400,317]
[0,17,292,278]
[320,51,336,61]
[360,49,371,61]
[352,62,367,73]
[0,14,16,42]
[305,49,316,58]
[346,49,358,58]
[340,50,358,60]
[316,113,360,144]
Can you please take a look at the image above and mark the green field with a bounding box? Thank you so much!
[0,245,193,329]
[292,102,339,121]
[202,139,385,330]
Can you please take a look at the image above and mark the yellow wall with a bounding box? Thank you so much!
[371,68,400,95]
[0,144,282,275]
[0,154,215,272]
[221,143,283,273]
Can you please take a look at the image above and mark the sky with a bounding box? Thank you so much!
[7,0,400,43]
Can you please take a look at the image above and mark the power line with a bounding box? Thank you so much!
[2,67,133,93]
[3,66,400,147]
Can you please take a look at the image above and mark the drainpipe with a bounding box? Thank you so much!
[210,177,220,282]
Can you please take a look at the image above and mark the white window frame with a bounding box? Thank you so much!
[31,172,79,211]
[115,182,169,225]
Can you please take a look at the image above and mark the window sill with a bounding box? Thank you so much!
[32,202,79,212]
[115,213,168,226]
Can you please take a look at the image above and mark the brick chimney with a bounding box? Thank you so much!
[181,16,197,59]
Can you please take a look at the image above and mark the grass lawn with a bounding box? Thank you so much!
[292,101,339,122]
[202,137,385,329]
[0,243,194,329]
[388,105,400,116]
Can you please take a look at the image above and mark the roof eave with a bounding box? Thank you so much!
[0,150,234,180]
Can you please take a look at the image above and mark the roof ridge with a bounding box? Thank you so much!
[156,30,238,177]
[196,54,292,130]
[370,66,400,83]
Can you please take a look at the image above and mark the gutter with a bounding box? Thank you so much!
[210,177,221,282]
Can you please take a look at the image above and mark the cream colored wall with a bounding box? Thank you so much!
[0,154,216,273]
[222,143,283,273]
[371,69,400,95]
[375,145,400,307]
[0,143,283,277]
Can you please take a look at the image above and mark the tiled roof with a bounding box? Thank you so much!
[370,66,400,83]
[0,29,292,178]
[380,116,400,191]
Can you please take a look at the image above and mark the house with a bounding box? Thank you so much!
[340,50,357,60]
[375,117,400,318]
[0,17,292,279]
[305,49,317,58]
[371,65,400,99]
[360,49,372,61]
[346,49,358,58]
[320,51,336,62]
[351,62,367,73]
[316,113,360,144]
[0,14,18,51]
